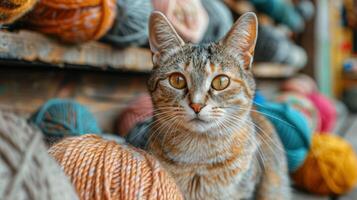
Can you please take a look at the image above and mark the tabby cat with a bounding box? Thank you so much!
[146,11,290,200]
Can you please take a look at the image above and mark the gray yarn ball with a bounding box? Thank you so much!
[103,0,153,47]
[0,111,78,200]
[125,118,152,150]
[201,0,233,43]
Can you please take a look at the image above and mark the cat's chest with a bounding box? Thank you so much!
[160,156,260,200]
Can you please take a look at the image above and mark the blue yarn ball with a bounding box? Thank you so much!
[31,99,101,141]
[256,101,312,172]
[250,0,305,32]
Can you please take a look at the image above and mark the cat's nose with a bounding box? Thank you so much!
[189,103,205,114]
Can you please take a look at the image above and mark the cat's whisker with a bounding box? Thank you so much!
[227,114,285,154]
[226,115,284,168]
[228,106,295,129]
[222,116,268,171]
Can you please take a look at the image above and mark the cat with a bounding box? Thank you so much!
[144,11,291,200]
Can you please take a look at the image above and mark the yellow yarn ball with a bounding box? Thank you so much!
[292,134,357,195]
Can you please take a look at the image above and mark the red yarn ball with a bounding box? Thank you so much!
[117,94,153,137]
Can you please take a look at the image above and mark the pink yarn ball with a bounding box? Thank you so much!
[307,92,337,132]
[151,0,209,43]
[117,94,153,137]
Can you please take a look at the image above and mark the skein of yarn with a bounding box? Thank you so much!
[24,0,116,43]
[152,0,208,43]
[49,134,183,200]
[255,100,312,172]
[31,98,101,144]
[307,92,337,132]
[292,134,357,195]
[102,0,152,47]
[0,111,78,200]
[0,0,37,24]
[117,94,153,137]
[201,0,233,43]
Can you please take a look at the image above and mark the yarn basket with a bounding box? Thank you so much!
[255,100,312,172]
[0,111,78,200]
[292,134,357,195]
[201,0,233,43]
[49,134,184,200]
[31,98,101,144]
[276,92,320,133]
[117,94,153,137]
[0,0,37,24]
[24,0,116,43]
[152,0,208,43]
[102,0,152,47]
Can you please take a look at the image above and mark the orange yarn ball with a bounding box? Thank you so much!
[25,0,116,43]
[0,0,37,24]
[292,134,357,195]
[48,134,183,200]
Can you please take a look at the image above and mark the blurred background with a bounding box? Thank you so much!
[1,0,357,199]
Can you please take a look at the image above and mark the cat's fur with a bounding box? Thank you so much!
[146,11,290,200]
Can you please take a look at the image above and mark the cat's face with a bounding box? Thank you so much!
[148,12,258,134]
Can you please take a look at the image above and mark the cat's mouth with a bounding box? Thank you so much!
[190,117,208,123]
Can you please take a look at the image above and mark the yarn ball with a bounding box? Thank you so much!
[24,0,116,43]
[49,134,184,200]
[0,111,78,200]
[152,0,208,43]
[31,98,101,144]
[102,0,152,47]
[254,25,307,68]
[201,0,233,43]
[292,134,357,195]
[126,118,153,149]
[276,92,320,133]
[253,90,267,105]
[307,92,337,132]
[295,0,315,21]
[0,0,37,24]
[255,101,312,172]
[281,74,318,95]
[250,0,305,32]
[117,94,153,137]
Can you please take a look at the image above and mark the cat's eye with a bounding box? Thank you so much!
[211,75,230,91]
[169,73,187,89]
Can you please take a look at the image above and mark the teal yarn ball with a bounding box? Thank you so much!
[255,101,312,172]
[31,99,101,143]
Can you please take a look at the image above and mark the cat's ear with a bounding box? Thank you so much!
[148,11,185,65]
[220,12,258,70]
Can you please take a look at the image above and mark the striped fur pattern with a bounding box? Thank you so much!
[147,11,291,200]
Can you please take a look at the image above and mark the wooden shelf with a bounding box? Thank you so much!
[0,30,153,72]
[253,62,299,79]
[0,30,299,79]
